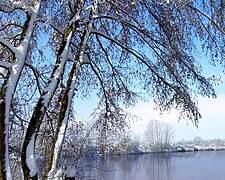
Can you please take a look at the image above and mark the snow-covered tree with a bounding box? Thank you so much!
[1,0,225,179]
[0,1,41,179]
[143,119,174,152]
[193,136,203,146]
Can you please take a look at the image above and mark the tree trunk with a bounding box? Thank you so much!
[0,93,7,180]
[21,29,74,179]
[43,58,81,180]
[43,18,93,178]
[0,2,41,179]
[21,1,87,178]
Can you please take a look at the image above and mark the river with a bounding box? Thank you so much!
[73,150,225,180]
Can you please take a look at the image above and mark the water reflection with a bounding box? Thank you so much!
[97,155,141,180]
[95,153,173,180]
[143,153,173,180]
[70,150,225,180]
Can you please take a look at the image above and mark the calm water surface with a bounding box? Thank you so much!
[84,151,225,180]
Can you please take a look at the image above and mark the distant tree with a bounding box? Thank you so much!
[131,135,141,153]
[144,119,174,152]
[92,108,134,155]
[115,131,134,154]
[193,136,203,146]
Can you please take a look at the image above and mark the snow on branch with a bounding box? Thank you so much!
[0,61,12,69]
[0,61,10,78]
[0,37,19,55]
[0,23,23,32]
[0,0,23,13]
[50,23,64,35]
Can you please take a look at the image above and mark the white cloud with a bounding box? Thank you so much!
[198,95,225,120]
[128,94,225,141]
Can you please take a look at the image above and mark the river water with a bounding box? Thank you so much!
[75,150,225,180]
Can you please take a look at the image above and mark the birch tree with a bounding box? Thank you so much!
[144,119,174,152]
[0,1,41,179]
[0,0,225,179]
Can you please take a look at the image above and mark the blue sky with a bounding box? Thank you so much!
[74,58,225,142]
[128,60,225,141]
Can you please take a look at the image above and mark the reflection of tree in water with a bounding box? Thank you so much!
[96,156,117,180]
[116,155,141,180]
[96,153,174,180]
[92,153,173,180]
[62,155,99,180]
[195,150,225,161]
[63,151,225,180]
[59,155,113,180]
[143,153,173,180]
[97,155,141,180]
[212,150,225,160]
